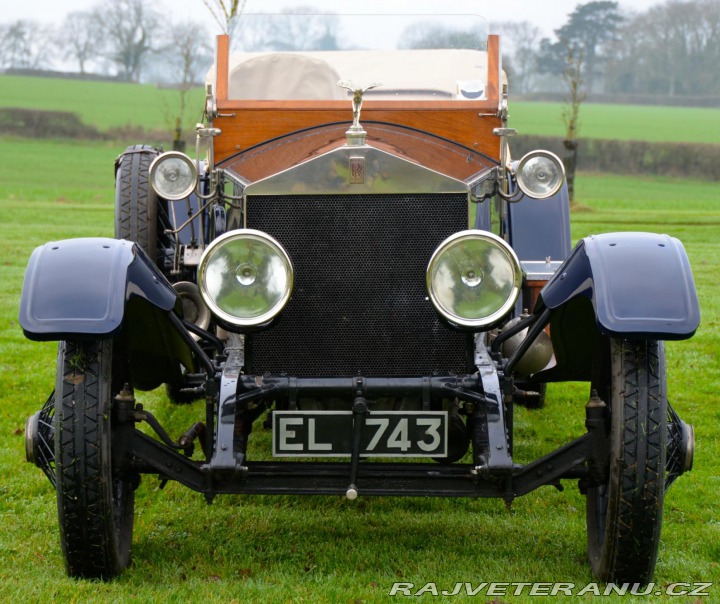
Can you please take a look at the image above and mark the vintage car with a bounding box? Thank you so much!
[20,2,699,583]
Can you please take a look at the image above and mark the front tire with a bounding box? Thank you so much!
[55,340,136,579]
[586,338,666,584]
[115,144,161,265]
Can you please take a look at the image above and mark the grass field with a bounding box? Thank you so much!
[508,101,720,144]
[0,75,206,133]
[1,137,719,603]
[3,74,720,145]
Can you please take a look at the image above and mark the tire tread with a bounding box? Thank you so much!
[115,144,159,262]
[587,339,666,583]
[55,340,132,579]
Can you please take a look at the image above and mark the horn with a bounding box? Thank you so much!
[500,316,554,377]
[172,281,211,334]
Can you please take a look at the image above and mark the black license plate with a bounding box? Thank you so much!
[272,411,448,457]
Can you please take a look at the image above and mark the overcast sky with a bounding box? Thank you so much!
[5,0,664,38]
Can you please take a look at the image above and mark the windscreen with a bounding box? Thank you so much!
[223,0,489,101]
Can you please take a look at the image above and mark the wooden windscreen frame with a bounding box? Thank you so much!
[486,34,501,103]
[215,34,230,102]
[213,34,502,111]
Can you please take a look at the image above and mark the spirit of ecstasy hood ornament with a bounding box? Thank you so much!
[337,80,381,146]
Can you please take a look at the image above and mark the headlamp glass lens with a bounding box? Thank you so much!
[516,152,565,199]
[427,231,521,328]
[199,231,293,327]
[150,153,197,200]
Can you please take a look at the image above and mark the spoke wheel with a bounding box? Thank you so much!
[586,338,666,584]
[55,339,136,579]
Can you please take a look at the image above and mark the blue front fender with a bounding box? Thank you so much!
[532,232,699,383]
[19,237,177,340]
[539,232,700,340]
[18,238,197,391]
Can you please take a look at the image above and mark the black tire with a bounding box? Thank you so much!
[116,146,191,406]
[586,338,666,584]
[115,144,160,264]
[55,340,136,579]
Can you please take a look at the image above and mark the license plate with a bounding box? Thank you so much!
[272,410,448,457]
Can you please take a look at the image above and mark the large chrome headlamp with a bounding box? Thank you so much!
[198,230,293,328]
[427,230,522,329]
[515,151,565,199]
[149,151,198,200]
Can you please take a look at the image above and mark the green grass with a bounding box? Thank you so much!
[1,138,719,602]
[510,101,720,144]
[0,74,206,132]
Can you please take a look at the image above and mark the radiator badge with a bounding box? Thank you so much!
[349,156,365,185]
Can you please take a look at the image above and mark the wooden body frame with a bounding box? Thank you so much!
[211,34,503,163]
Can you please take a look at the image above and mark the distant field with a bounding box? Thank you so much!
[2,74,720,145]
[509,101,720,144]
[0,75,206,132]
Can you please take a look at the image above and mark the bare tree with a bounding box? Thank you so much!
[56,11,104,75]
[561,45,586,204]
[608,0,720,97]
[203,0,248,37]
[93,0,161,82]
[398,22,486,50]
[159,21,213,150]
[0,20,54,70]
[493,21,542,94]
[235,9,339,52]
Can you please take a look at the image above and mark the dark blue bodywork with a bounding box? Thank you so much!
[475,180,572,264]
[477,181,698,382]
[535,231,699,382]
[507,184,572,263]
[19,238,194,391]
[540,232,699,339]
[19,238,176,339]
[168,193,206,245]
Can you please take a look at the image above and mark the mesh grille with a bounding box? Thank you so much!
[246,194,470,377]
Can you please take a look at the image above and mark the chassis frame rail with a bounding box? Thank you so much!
[128,428,591,499]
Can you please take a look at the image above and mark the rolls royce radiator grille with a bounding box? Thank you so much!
[245,194,470,377]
